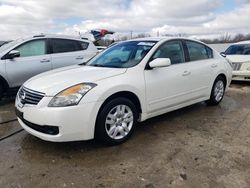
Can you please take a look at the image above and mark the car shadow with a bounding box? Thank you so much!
[0,93,16,123]
[19,102,208,152]
[230,80,250,87]
[0,92,17,106]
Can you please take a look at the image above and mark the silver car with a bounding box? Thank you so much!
[0,34,98,98]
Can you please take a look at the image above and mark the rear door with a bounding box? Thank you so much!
[184,40,216,98]
[5,39,52,87]
[50,38,95,69]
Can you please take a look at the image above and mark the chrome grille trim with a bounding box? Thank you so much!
[231,62,242,71]
[18,86,45,105]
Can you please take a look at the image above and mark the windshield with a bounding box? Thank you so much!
[0,39,23,52]
[87,41,156,68]
[225,44,250,55]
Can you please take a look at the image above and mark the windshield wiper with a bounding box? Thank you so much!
[90,64,106,67]
[90,64,123,68]
[78,62,87,65]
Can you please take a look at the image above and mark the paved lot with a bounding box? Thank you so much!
[0,82,250,188]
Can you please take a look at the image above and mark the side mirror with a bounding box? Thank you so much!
[7,50,20,59]
[220,52,226,57]
[149,58,171,69]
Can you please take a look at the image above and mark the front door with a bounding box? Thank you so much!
[144,40,192,113]
[5,39,51,87]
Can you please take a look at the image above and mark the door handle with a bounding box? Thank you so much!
[40,59,50,63]
[182,71,191,76]
[211,64,218,68]
[76,56,84,60]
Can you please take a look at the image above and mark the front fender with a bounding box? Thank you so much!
[80,71,146,114]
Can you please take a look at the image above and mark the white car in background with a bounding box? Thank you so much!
[224,40,250,81]
[15,37,232,145]
[0,34,98,98]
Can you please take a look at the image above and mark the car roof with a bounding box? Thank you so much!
[128,37,171,42]
[235,40,250,45]
[14,34,92,43]
[126,37,209,46]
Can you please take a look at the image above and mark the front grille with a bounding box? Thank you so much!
[18,87,45,105]
[231,62,242,71]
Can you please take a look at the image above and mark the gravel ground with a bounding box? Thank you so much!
[0,82,250,188]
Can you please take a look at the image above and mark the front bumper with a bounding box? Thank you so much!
[15,96,103,142]
[232,71,250,81]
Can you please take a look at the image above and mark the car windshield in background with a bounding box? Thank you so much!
[87,41,156,68]
[225,44,250,55]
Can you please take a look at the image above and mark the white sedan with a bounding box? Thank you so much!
[224,40,250,81]
[15,37,232,145]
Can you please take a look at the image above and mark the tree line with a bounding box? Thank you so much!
[200,33,250,44]
[95,32,250,46]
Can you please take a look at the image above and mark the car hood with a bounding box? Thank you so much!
[226,55,250,63]
[24,65,127,96]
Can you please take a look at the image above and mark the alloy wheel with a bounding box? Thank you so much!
[214,80,224,102]
[105,104,134,140]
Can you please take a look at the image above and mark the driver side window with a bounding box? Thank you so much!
[14,40,46,58]
[152,41,185,65]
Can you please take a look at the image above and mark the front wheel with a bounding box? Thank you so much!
[95,97,138,145]
[206,76,225,105]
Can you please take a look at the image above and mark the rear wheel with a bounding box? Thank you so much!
[206,76,225,105]
[95,97,138,145]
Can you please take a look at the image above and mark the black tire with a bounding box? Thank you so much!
[206,76,226,105]
[95,97,138,145]
[0,83,4,100]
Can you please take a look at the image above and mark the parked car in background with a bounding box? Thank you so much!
[224,40,250,81]
[15,37,232,145]
[0,34,98,98]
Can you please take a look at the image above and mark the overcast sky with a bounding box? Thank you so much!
[0,0,250,40]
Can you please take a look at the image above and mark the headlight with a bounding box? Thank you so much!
[48,83,97,107]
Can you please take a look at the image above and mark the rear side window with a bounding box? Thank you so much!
[79,41,89,50]
[52,39,82,53]
[186,41,212,61]
[152,40,185,64]
[15,40,46,57]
